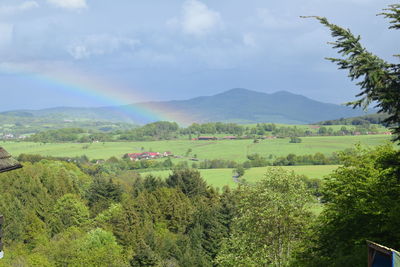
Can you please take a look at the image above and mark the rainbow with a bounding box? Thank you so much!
[1,63,192,124]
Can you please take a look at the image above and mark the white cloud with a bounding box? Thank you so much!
[47,0,87,10]
[0,23,13,47]
[67,34,140,60]
[181,0,222,37]
[0,1,39,15]
[257,8,298,29]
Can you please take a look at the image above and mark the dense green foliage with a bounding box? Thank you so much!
[28,128,87,143]
[119,121,179,141]
[295,145,400,266]
[216,168,313,266]
[317,113,389,126]
[0,157,321,266]
[0,163,240,266]
[181,122,244,136]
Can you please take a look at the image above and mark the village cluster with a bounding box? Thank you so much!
[126,151,173,161]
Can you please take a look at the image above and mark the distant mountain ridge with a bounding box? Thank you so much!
[137,88,367,124]
[1,88,368,124]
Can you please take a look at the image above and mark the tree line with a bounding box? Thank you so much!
[24,120,384,143]
[318,113,389,126]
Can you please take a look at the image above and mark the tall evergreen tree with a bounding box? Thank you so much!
[86,177,123,214]
[166,169,208,198]
[304,4,400,141]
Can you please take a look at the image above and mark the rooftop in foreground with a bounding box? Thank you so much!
[0,147,22,173]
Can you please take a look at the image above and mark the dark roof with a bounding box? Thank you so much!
[0,147,22,173]
[367,240,400,256]
[367,240,400,267]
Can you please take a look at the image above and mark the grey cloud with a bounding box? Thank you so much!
[167,0,223,37]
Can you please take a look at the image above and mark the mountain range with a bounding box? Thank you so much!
[1,88,368,124]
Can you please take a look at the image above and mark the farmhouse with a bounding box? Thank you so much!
[141,152,161,159]
[127,151,173,161]
[2,134,14,140]
[163,151,172,157]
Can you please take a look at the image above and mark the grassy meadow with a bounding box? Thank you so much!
[140,165,339,215]
[2,134,391,162]
[242,164,340,182]
[139,165,340,189]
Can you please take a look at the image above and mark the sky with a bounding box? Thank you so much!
[0,0,399,111]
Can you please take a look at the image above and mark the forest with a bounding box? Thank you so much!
[1,144,399,266]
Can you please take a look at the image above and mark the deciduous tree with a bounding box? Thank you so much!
[216,168,313,266]
[295,145,400,266]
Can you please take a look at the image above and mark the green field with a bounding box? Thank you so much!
[2,134,391,162]
[141,165,338,215]
[140,165,340,189]
[242,165,340,182]
[139,168,236,188]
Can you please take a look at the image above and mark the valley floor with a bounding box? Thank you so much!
[2,134,391,162]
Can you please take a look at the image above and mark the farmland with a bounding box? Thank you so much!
[2,134,391,162]
[138,165,340,189]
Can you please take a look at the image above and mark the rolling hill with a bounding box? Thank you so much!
[1,88,367,124]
